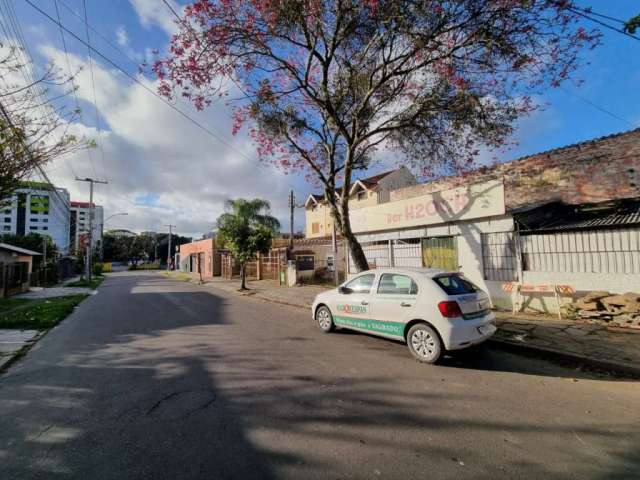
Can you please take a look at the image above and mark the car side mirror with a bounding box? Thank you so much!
[338,286,352,294]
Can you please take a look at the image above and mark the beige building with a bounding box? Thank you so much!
[304,167,417,238]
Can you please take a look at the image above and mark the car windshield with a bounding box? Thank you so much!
[433,274,479,295]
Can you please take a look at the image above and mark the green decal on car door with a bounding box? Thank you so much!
[333,315,404,337]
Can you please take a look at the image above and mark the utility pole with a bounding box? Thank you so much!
[76,177,108,283]
[288,190,295,249]
[165,224,176,271]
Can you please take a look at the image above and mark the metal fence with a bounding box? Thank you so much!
[482,228,640,280]
[222,253,283,281]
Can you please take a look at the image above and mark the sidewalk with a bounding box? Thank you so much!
[170,272,640,376]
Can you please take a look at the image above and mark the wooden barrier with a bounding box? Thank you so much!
[502,282,575,319]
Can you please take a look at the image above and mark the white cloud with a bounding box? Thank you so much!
[37,44,295,239]
[129,0,179,36]
[115,25,129,47]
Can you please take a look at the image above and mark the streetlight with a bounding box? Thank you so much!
[100,213,128,261]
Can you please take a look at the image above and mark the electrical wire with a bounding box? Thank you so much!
[82,0,108,182]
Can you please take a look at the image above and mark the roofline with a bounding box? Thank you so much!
[0,243,41,256]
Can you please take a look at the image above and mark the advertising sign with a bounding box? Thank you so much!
[350,179,505,233]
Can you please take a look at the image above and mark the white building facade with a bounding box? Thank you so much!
[69,201,104,254]
[1,182,71,254]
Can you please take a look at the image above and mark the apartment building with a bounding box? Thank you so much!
[0,182,71,254]
[69,201,104,253]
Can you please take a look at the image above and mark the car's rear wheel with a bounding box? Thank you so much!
[407,323,442,363]
[315,305,335,333]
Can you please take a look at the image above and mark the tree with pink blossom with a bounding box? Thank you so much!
[155,0,599,271]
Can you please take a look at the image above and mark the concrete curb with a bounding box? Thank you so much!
[488,337,640,378]
[0,331,46,374]
[229,288,640,378]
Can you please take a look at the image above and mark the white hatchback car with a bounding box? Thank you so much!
[311,268,497,363]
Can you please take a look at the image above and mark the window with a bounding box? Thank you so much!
[357,190,367,201]
[3,226,10,231]
[422,236,458,270]
[326,255,335,272]
[296,255,315,271]
[481,232,517,281]
[3,217,10,222]
[42,226,48,231]
[31,218,38,222]
[3,209,10,214]
[29,226,37,231]
[377,274,418,295]
[344,274,375,294]
[42,218,48,223]
[433,274,479,295]
[311,222,320,234]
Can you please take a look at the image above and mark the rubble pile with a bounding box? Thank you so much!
[567,291,640,329]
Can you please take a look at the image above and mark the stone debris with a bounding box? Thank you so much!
[567,291,640,329]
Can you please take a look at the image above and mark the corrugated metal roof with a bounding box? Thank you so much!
[516,199,640,232]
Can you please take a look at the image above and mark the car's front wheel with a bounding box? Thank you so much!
[407,323,442,363]
[315,305,335,333]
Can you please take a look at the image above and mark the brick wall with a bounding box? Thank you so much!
[390,129,640,209]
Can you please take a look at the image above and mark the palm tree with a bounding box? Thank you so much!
[216,198,280,290]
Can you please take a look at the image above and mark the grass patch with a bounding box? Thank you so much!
[163,272,192,282]
[65,276,105,289]
[0,297,31,314]
[0,294,88,330]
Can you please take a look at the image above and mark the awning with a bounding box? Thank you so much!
[513,198,640,233]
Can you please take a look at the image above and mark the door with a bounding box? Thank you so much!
[370,273,419,338]
[331,273,376,332]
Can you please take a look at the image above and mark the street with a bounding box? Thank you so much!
[0,272,638,479]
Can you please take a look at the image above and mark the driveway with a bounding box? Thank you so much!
[0,272,638,479]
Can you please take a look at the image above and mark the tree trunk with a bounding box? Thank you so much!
[345,228,369,272]
[240,262,247,290]
[330,196,368,273]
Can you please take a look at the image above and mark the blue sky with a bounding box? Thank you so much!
[9,0,640,237]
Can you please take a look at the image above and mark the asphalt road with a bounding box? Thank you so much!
[0,272,638,479]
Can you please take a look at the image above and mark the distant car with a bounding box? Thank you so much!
[311,268,496,363]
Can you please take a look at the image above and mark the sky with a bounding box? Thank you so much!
[7,0,640,239]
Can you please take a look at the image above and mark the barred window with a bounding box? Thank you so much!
[481,232,518,281]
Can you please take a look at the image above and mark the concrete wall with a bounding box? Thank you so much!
[177,239,218,277]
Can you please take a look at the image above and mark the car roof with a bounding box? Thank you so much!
[354,267,457,278]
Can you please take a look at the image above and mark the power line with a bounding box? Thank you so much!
[24,0,262,167]
[82,0,108,182]
[57,0,141,68]
[0,0,80,180]
[566,4,640,42]
[557,86,635,128]
[53,0,94,180]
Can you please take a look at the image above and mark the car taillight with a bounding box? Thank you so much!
[438,301,463,318]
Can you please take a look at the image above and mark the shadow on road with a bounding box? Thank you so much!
[0,273,637,479]
[333,328,638,382]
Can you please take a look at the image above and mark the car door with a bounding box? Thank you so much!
[369,273,419,339]
[331,273,376,331]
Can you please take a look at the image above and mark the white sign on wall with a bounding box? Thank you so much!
[350,179,505,233]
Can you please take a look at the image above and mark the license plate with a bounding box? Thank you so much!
[478,323,497,336]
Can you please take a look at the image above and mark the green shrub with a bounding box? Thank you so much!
[128,264,138,271]
[92,263,104,276]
